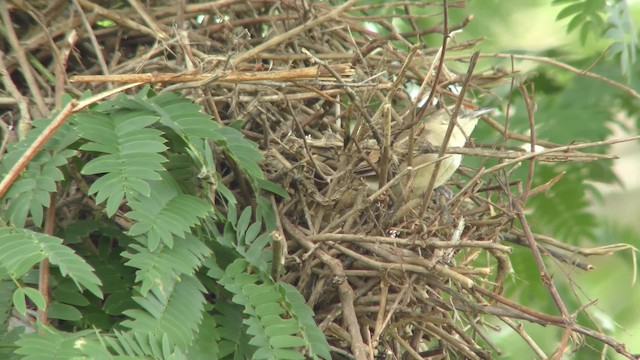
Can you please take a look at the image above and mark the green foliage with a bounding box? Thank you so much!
[76,100,169,217]
[106,329,188,359]
[554,0,606,44]
[205,202,330,359]
[554,0,639,76]
[0,228,103,298]
[122,276,206,350]
[12,287,46,318]
[605,1,638,78]
[0,90,325,359]
[1,2,637,358]
[212,201,276,274]
[122,233,211,296]
[0,112,78,228]
[15,326,113,360]
[212,299,255,358]
[126,174,211,251]
[0,281,15,333]
[472,58,622,246]
[211,259,331,360]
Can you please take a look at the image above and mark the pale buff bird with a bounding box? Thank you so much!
[364,106,494,200]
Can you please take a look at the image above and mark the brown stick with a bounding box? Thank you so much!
[0,101,75,200]
[282,217,371,360]
[69,64,354,84]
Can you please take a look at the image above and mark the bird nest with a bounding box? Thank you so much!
[4,0,634,359]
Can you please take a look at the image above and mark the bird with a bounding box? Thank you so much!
[398,106,493,197]
[361,106,494,201]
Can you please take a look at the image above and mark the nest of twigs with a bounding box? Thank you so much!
[2,0,636,359]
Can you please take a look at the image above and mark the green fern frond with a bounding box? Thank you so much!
[279,283,331,360]
[185,313,221,360]
[0,116,77,228]
[121,276,206,350]
[126,174,211,251]
[141,90,286,198]
[15,326,112,360]
[106,330,187,359]
[527,165,598,242]
[216,259,330,360]
[0,227,102,299]
[212,203,275,273]
[554,0,606,44]
[122,233,211,296]
[605,1,638,77]
[76,109,168,217]
[0,280,16,333]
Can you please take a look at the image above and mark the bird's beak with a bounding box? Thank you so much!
[464,107,495,118]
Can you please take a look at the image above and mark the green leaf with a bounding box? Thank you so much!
[213,300,255,358]
[123,233,211,296]
[52,287,90,307]
[216,259,330,359]
[107,329,187,358]
[12,288,28,316]
[566,12,586,33]
[122,276,206,350]
[0,228,103,299]
[76,110,168,217]
[270,335,307,348]
[186,313,220,360]
[126,174,211,251]
[103,290,137,316]
[255,178,290,199]
[23,287,47,312]
[0,232,46,279]
[48,302,82,321]
[556,2,584,20]
[15,327,112,359]
[280,283,331,360]
[236,207,253,246]
[0,280,16,323]
[1,142,75,227]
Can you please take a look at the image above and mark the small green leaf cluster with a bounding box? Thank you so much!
[554,0,638,76]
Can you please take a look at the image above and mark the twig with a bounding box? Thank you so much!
[127,0,169,40]
[307,233,512,252]
[477,135,640,178]
[0,51,31,136]
[70,64,355,83]
[0,3,47,118]
[501,233,594,271]
[419,50,480,218]
[519,83,536,201]
[479,53,640,101]
[38,192,57,326]
[282,217,371,360]
[500,316,547,358]
[76,0,162,40]
[72,0,110,78]
[513,199,573,340]
[231,0,359,65]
